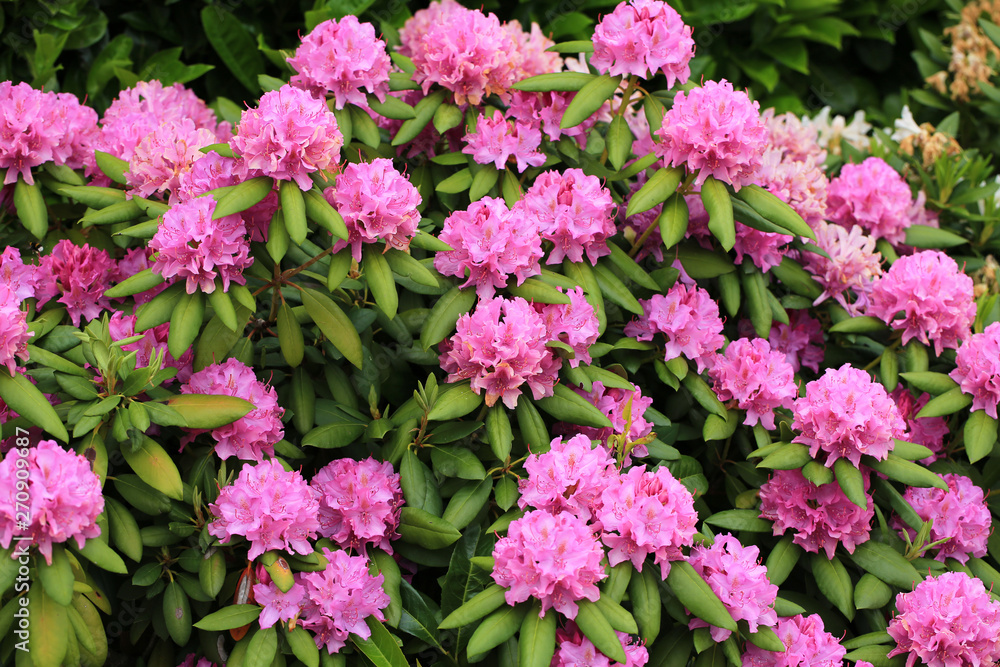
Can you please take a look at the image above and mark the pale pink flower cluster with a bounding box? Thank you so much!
[688,533,778,641]
[230,84,343,190]
[0,284,31,376]
[0,440,103,564]
[0,247,39,302]
[439,295,559,408]
[492,508,606,619]
[804,222,882,315]
[287,16,391,109]
[888,572,1000,667]
[208,459,319,559]
[867,250,975,355]
[434,197,543,298]
[518,434,617,523]
[591,0,695,85]
[125,119,219,200]
[951,321,1000,418]
[505,20,563,78]
[35,240,118,327]
[299,548,389,653]
[624,283,726,373]
[108,312,192,383]
[182,359,284,462]
[552,623,649,667]
[568,381,654,456]
[655,80,768,190]
[520,169,617,265]
[895,474,990,564]
[402,0,519,106]
[533,287,600,368]
[762,109,827,165]
[329,158,421,261]
[149,195,253,294]
[759,468,874,558]
[463,111,546,173]
[826,157,913,245]
[0,82,97,184]
[709,338,797,430]
[769,310,824,373]
[743,614,846,667]
[756,149,829,228]
[598,465,698,578]
[793,364,905,467]
[890,386,947,463]
[311,457,402,554]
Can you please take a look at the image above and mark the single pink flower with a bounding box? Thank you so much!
[710,338,798,430]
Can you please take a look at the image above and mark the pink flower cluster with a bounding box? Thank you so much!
[768,310,824,373]
[762,109,827,165]
[520,169,617,265]
[401,0,519,106]
[688,534,778,641]
[552,623,649,667]
[505,20,563,78]
[463,111,546,173]
[591,0,695,86]
[533,287,600,368]
[230,84,343,190]
[895,474,990,564]
[868,250,975,355]
[125,119,218,200]
[743,614,846,667]
[254,566,306,629]
[287,16,391,109]
[507,90,596,148]
[793,364,906,467]
[329,158,422,261]
[624,283,725,373]
[492,508,607,619]
[686,196,791,273]
[518,434,617,523]
[759,468,874,558]
[0,81,97,184]
[35,240,117,327]
[109,313,192,384]
[208,459,319,559]
[311,457,402,554]
[826,157,913,245]
[0,247,39,302]
[890,386,947,463]
[0,440,104,564]
[598,465,698,578]
[298,548,390,653]
[435,197,542,299]
[177,655,216,667]
[149,195,253,294]
[182,359,284,462]
[568,381,654,456]
[710,338,797,429]
[951,321,1000,417]
[439,295,558,408]
[887,572,1000,667]
[0,286,31,376]
[655,79,768,191]
[804,222,882,314]
[756,149,829,229]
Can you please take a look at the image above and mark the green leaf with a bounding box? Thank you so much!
[605,245,658,290]
[284,626,320,667]
[352,617,408,667]
[867,453,948,490]
[439,583,507,629]
[280,179,308,244]
[829,316,890,334]
[904,224,967,248]
[135,282,185,332]
[899,371,958,395]
[855,573,893,610]
[394,89,448,147]
[443,479,493,530]
[431,445,487,480]
[122,436,185,501]
[666,560,737,632]
[534,384,613,428]
[398,507,462,550]
[676,244,734,278]
[704,509,773,532]
[303,187,349,240]
[105,497,142,562]
[14,177,48,239]
[302,422,367,449]
[350,103,382,148]
[385,248,440,287]
[915,386,972,418]
[105,268,165,299]
[964,410,997,463]
[168,290,204,359]
[421,287,477,349]
[200,6,264,93]
[364,245,399,319]
[95,151,129,185]
[574,600,627,663]
[607,115,632,171]
[369,94,416,120]
[27,587,68,667]
[627,167,683,217]
[428,382,484,421]
[733,184,814,240]
[37,546,74,607]
[516,399,549,451]
[164,393,253,429]
[765,535,801,587]
[0,368,68,441]
[213,176,273,219]
[486,406,513,461]
[507,277,572,304]
[519,604,557,667]
[193,604,262,631]
[512,72,595,91]
[466,604,528,658]
[848,541,922,589]
[681,373,728,419]
[592,262,643,314]
[770,256,823,299]
[245,626,278,667]
[72,538,127,574]
[628,564,661,643]
[301,287,364,369]
[758,442,811,470]
[701,176,735,251]
[277,301,304,367]
[812,554,854,620]
[561,74,621,129]
[833,458,867,509]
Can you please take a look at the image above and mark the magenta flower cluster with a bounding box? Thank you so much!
[208,459,319,559]
[287,16,391,109]
[792,364,906,467]
[0,440,104,565]
[35,239,118,327]
[709,337,797,430]
[591,0,695,86]
[182,358,285,462]
[887,571,1000,667]
[625,282,726,373]
[552,622,649,667]
[759,468,874,558]
[894,473,990,564]
[655,79,768,191]
[566,381,655,456]
[890,386,947,463]
[743,614,847,667]
[311,456,403,554]
[125,119,218,201]
[687,534,778,641]
[826,157,914,245]
[868,250,975,355]
[768,310,824,373]
[951,321,1000,417]
[463,110,546,173]
[329,158,422,261]
[518,434,617,523]
[533,287,601,368]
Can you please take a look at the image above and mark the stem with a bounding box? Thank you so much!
[252,244,336,297]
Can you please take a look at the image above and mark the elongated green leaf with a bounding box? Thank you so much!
[733,184,814,240]
[701,176,734,251]
[899,371,958,395]
[194,604,262,630]
[385,248,440,287]
[302,422,366,449]
[681,373,728,419]
[704,509,773,532]
[627,167,683,217]
[904,224,967,248]
[829,316,890,334]
[512,72,595,91]
[561,74,621,129]
[421,286,477,349]
[301,287,363,368]
[168,290,204,359]
[833,458,867,509]
[284,626,320,667]
[848,541,921,589]
[370,93,416,120]
[855,573,893,610]
[765,535,801,587]
[0,369,70,441]
[758,442,811,470]
[508,277,572,304]
[592,262,642,314]
[520,604,557,667]
[605,245,658,290]
[123,436,184,501]
[866,454,948,490]
[534,384,613,428]
[607,115,632,171]
[486,406,513,461]
[277,301,304,367]
[364,246,399,319]
[105,268,165,299]
[303,187,349,240]
[399,507,462,550]
[28,587,68,667]
[37,546,74,607]
[352,617,408,667]
[163,394,254,428]
[201,6,263,93]
[439,583,507,629]
[393,89,448,146]
[72,538,127,574]
[812,554,854,620]
[915,386,972,418]
[666,560,738,632]
[628,564,661,643]
[466,604,527,658]
[213,175,273,219]
[964,409,997,463]
[14,177,48,239]
[574,600,627,663]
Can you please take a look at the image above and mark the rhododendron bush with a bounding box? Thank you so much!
[3,2,1000,667]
